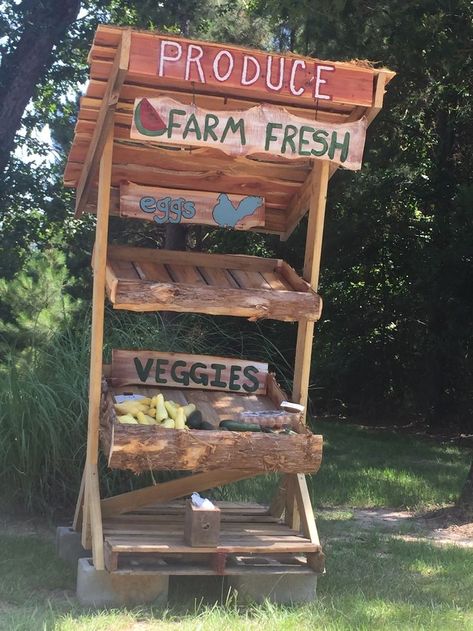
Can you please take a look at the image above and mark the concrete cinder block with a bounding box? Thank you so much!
[76,558,169,608]
[56,527,90,564]
[227,573,317,604]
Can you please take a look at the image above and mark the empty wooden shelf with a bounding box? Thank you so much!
[105,245,322,322]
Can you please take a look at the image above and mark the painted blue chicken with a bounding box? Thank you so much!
[212,193,263,228]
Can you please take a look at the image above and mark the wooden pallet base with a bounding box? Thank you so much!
[102,501,323,575]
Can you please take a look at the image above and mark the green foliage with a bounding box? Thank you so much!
[0,249,78,355]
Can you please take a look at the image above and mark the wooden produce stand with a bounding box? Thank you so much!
[64,25,393,580]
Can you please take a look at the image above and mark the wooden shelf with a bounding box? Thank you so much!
[102,500,323,574]
[105,245,322,322]
[101,379,322,475]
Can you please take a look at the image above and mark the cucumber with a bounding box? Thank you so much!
[187,410,203,429]
[219,420,262,432]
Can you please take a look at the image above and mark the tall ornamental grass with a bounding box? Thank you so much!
[0,310,291,511]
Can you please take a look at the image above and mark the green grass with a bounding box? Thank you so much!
[0,526,472,630]
[215,420,470,511]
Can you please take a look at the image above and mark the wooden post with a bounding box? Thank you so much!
[283,160,330,530]
[72,468,85,532]
[78,125,114,570]
[291,158,328,410]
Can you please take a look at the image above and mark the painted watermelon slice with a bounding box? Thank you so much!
[134,98,167,136]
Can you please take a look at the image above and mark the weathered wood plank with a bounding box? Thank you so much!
[130,97,368,170]
[101,469,260,518]
[108,245,279,272]
[126,30,375,108]
[105,424,323,474]
[120,182,265,230]
[110,349,268,394]
[74,30,130,217]
[111,279,322,322]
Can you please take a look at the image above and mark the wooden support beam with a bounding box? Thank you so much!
[292,159,330,413]
[272,161,330,534]
[74,29,130,217]
[101,469,258,519]
[293,473,325,573]
[81,479,91,550]
[85,126,114,467]
[280,165,315,239]
[284,474,301,531]
[87,462,104,569]
[78,123,115,569]
[293,473,319,544]
[72,468,85,532]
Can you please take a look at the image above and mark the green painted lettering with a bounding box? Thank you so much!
[170,360,190,385]
[210,363,227,388]
[189,362,209,386]
[298,125,313,156]
[265,122,282,150]
[155,358,169,384]
[167,108,186,138]
[228,365,242,391]
[281,124,298,154]
[311,129,329,157]
[242,365,260,393]
[221,117,246,146]
[182,113,202,140]
[134,357,153,382]
[204,114,220,141]
[328,131,350,162]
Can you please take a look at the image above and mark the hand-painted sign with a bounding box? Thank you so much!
[111,350,268,394]
[131,97,367,170]
[128,32,375,108]
[120,183,265,230]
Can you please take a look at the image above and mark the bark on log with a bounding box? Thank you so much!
[104,424,323,475]
[113,280,322,322]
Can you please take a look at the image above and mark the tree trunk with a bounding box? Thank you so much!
[458,458,473,514]
[0,0,81,175]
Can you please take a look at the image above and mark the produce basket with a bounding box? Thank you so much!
[100,349,323,474]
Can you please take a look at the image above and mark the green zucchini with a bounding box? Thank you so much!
[219,420,262,432]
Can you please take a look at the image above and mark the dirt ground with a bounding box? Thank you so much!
[320,506,473,547]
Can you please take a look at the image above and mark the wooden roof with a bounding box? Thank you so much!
[64,25,394,239]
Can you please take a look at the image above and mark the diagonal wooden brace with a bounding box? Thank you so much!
[101,468,258,518]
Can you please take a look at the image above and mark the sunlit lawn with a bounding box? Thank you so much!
[0,420,471,630]
[217,419,471,510]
